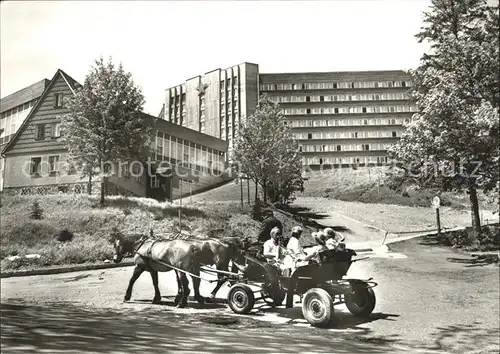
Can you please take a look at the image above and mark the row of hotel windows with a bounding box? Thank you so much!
[304,155,389,165]
[1,99,37,119]
[154,133,226,173]
[296,130,400,140]
[287,117,410,128]
[261,80,411,91]
[0,100,37,144]
[299,143,393,152]
[167,75,240,106]
[271,92,409,103]
[281,105,417,115]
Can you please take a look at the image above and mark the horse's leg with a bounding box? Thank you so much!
[177,273,190,308]
[210,261,230,300]
[124,265,145,302]
[191,274,204,305]
[174,270,182,305]
[150,270,161,304]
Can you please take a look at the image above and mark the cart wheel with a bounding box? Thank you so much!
[345,284,376,317]
[301,288,334,327]
[227,284,255,314]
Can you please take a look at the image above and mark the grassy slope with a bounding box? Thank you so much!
[0,195,262,271]
[189,166,495,211]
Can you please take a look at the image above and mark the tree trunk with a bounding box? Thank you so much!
[263,179,267,203]
[254,178,258,203]
[88,174,92,195]
[468,178,482,235]
[100,176,106,205]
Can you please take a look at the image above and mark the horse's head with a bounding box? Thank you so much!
[222,236,252,266]
[112,234,146,263]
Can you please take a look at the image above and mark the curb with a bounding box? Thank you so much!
[1,261,135,279]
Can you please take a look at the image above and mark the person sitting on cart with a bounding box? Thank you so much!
[257,208,283,243]
[323,227,346,251]
[262,227,285,264]
[261,227,287,296]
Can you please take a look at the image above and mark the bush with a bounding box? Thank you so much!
[57,229,74,243]
[30,200,44,220]
[4,221,58,248]
[442,223,499,251]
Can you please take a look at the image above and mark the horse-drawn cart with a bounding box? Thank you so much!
[225,248,377,327]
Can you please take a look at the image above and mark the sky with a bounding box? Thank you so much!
[1,0,436,116]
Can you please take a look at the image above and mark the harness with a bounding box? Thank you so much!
[133,237,157,271]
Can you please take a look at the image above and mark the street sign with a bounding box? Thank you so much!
[432,196,441,209]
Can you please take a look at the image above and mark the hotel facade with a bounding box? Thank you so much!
[161,63,417,167]
[1,69,229,200]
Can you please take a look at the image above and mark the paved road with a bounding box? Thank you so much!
[2,237,499,353]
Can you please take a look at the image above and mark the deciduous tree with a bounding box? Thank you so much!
[388,0,499,234]
[61,57,153,205]
[233,94,304,205]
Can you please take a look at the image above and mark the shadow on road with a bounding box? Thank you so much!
[254,304,400,331]
[1,303,409,353]
[424,322,500,353]
[278,205,352,234]
[131,297,227,310]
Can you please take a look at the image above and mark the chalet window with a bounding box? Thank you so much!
[54,93,64,108]
[48,155,59,176]
[307,133,312,139]
[150,175,160,188]
[30,157,42,177]
[51,123,62,138]
[35,124,45,140]
[336,145,342,151]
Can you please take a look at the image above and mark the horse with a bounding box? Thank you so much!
[112,234,250,307]
[112,235,204,308]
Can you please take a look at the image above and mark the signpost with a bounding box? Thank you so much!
[432,196,441,235]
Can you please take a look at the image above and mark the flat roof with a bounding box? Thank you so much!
[142,113,228,152]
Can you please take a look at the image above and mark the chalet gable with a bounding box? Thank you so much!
[1,69,81,156]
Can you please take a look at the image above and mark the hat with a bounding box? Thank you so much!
[291,226,303,235]
[323,228,335,238]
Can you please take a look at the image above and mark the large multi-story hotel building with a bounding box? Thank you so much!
[161,63,417,166]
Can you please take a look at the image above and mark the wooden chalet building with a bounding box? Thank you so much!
[1,69,229,201]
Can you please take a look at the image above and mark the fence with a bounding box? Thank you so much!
[2,182,101,197]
